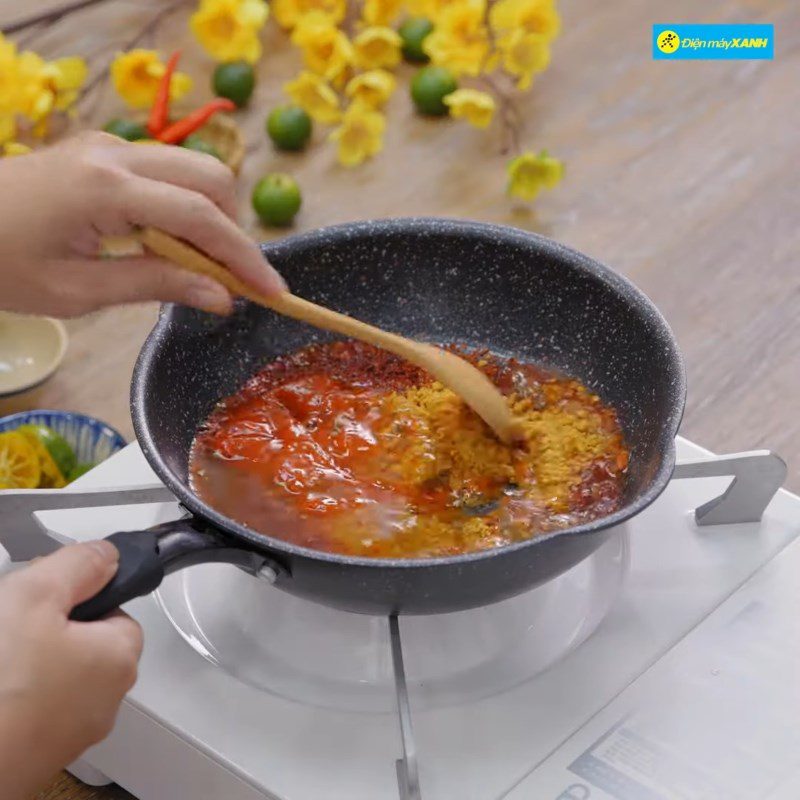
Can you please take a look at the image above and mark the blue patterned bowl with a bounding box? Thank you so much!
[0,410,126,467]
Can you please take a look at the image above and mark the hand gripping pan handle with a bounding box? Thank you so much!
[69,519,279,621]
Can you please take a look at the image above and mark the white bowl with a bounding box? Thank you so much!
[0,312,68,396]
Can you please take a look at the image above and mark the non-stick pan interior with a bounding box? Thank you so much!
[134,218,685,526]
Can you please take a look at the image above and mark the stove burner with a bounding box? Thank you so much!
[154,527,630,713]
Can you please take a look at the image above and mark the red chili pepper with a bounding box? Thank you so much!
[147,50,182,137]
[156,98,236,144]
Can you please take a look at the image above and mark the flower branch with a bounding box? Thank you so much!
[2,0,566,215]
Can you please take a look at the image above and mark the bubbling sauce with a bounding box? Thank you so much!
[190,341,629,558]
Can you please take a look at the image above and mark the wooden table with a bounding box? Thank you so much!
[0,0,796,797]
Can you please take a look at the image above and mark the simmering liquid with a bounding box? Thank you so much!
[190,341,629,558]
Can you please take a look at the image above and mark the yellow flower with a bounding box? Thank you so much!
[497,31,550,89]
[489,0,560,41]
[3,141,32,157]
[0,115,16,145]
[345,69,396,108]
[506,150,563,201]
[353,27,402,70]
[273,0,345,29]
[47,57,88,110]
[16,54,56,121]
[284,71,342,123]
[292,13,354,84]
[423,0,489,76]
[361,0,404,27]
[0,34,87,141]
[329,102,385,166]
[111,50,192,109]
[16,52,88,122]
[190,0,269,63]
[443,88,495,128]
[0,36,23,128]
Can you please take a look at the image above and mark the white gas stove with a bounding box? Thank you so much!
[3,436,800,800]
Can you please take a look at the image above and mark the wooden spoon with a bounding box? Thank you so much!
[132,227,524,445]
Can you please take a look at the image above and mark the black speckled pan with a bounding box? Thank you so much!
[71,218,686,621]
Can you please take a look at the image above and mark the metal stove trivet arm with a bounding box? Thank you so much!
[0,485,175,562]
[0,451,783,560]
[390,615,421,800]
[672,450,787,526]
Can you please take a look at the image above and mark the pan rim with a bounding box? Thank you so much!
[132,216,686,569]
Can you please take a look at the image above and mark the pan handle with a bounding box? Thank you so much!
[69,519,278,622]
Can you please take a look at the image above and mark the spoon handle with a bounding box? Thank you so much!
[137,227,416,357]
[134,227,522,444]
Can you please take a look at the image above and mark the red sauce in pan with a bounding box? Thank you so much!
[189,341,628,558]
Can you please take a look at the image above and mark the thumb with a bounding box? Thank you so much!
[86,256,233,314]
[25,540,120,610]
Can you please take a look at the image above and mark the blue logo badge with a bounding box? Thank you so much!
[653,24,774,60]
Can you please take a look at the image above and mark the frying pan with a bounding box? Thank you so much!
[71,218,686,621]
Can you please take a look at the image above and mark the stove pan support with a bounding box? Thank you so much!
[0,485,175,561]
[390,615,421,800]
[673,450,786,526]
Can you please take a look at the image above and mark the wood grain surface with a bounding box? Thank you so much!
[0,0,797,797]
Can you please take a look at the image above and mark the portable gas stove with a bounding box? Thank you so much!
[2,436,799,800]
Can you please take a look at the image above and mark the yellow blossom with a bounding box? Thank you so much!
[497,31,550,89]
[3,141,32,157]
[273,0,345,29]
[15,57,55,122]
[0,34,87,141]
[47,57,87,110]
[507,150,563,201]
[292,13,354,85]
[345,69,396,108]
[489,0,560,41]
[284,71,342,123]
[329,102,385,166]
[362,0,404,27]
[16,52,87,123]
[0,56,21,145]
[111,50,192,109]
[423,0,489,76]
[0,115,15,146]
[353,27,402,70]
[0,36,23,139]
[443,88,495,128]
[190,0,269,63]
